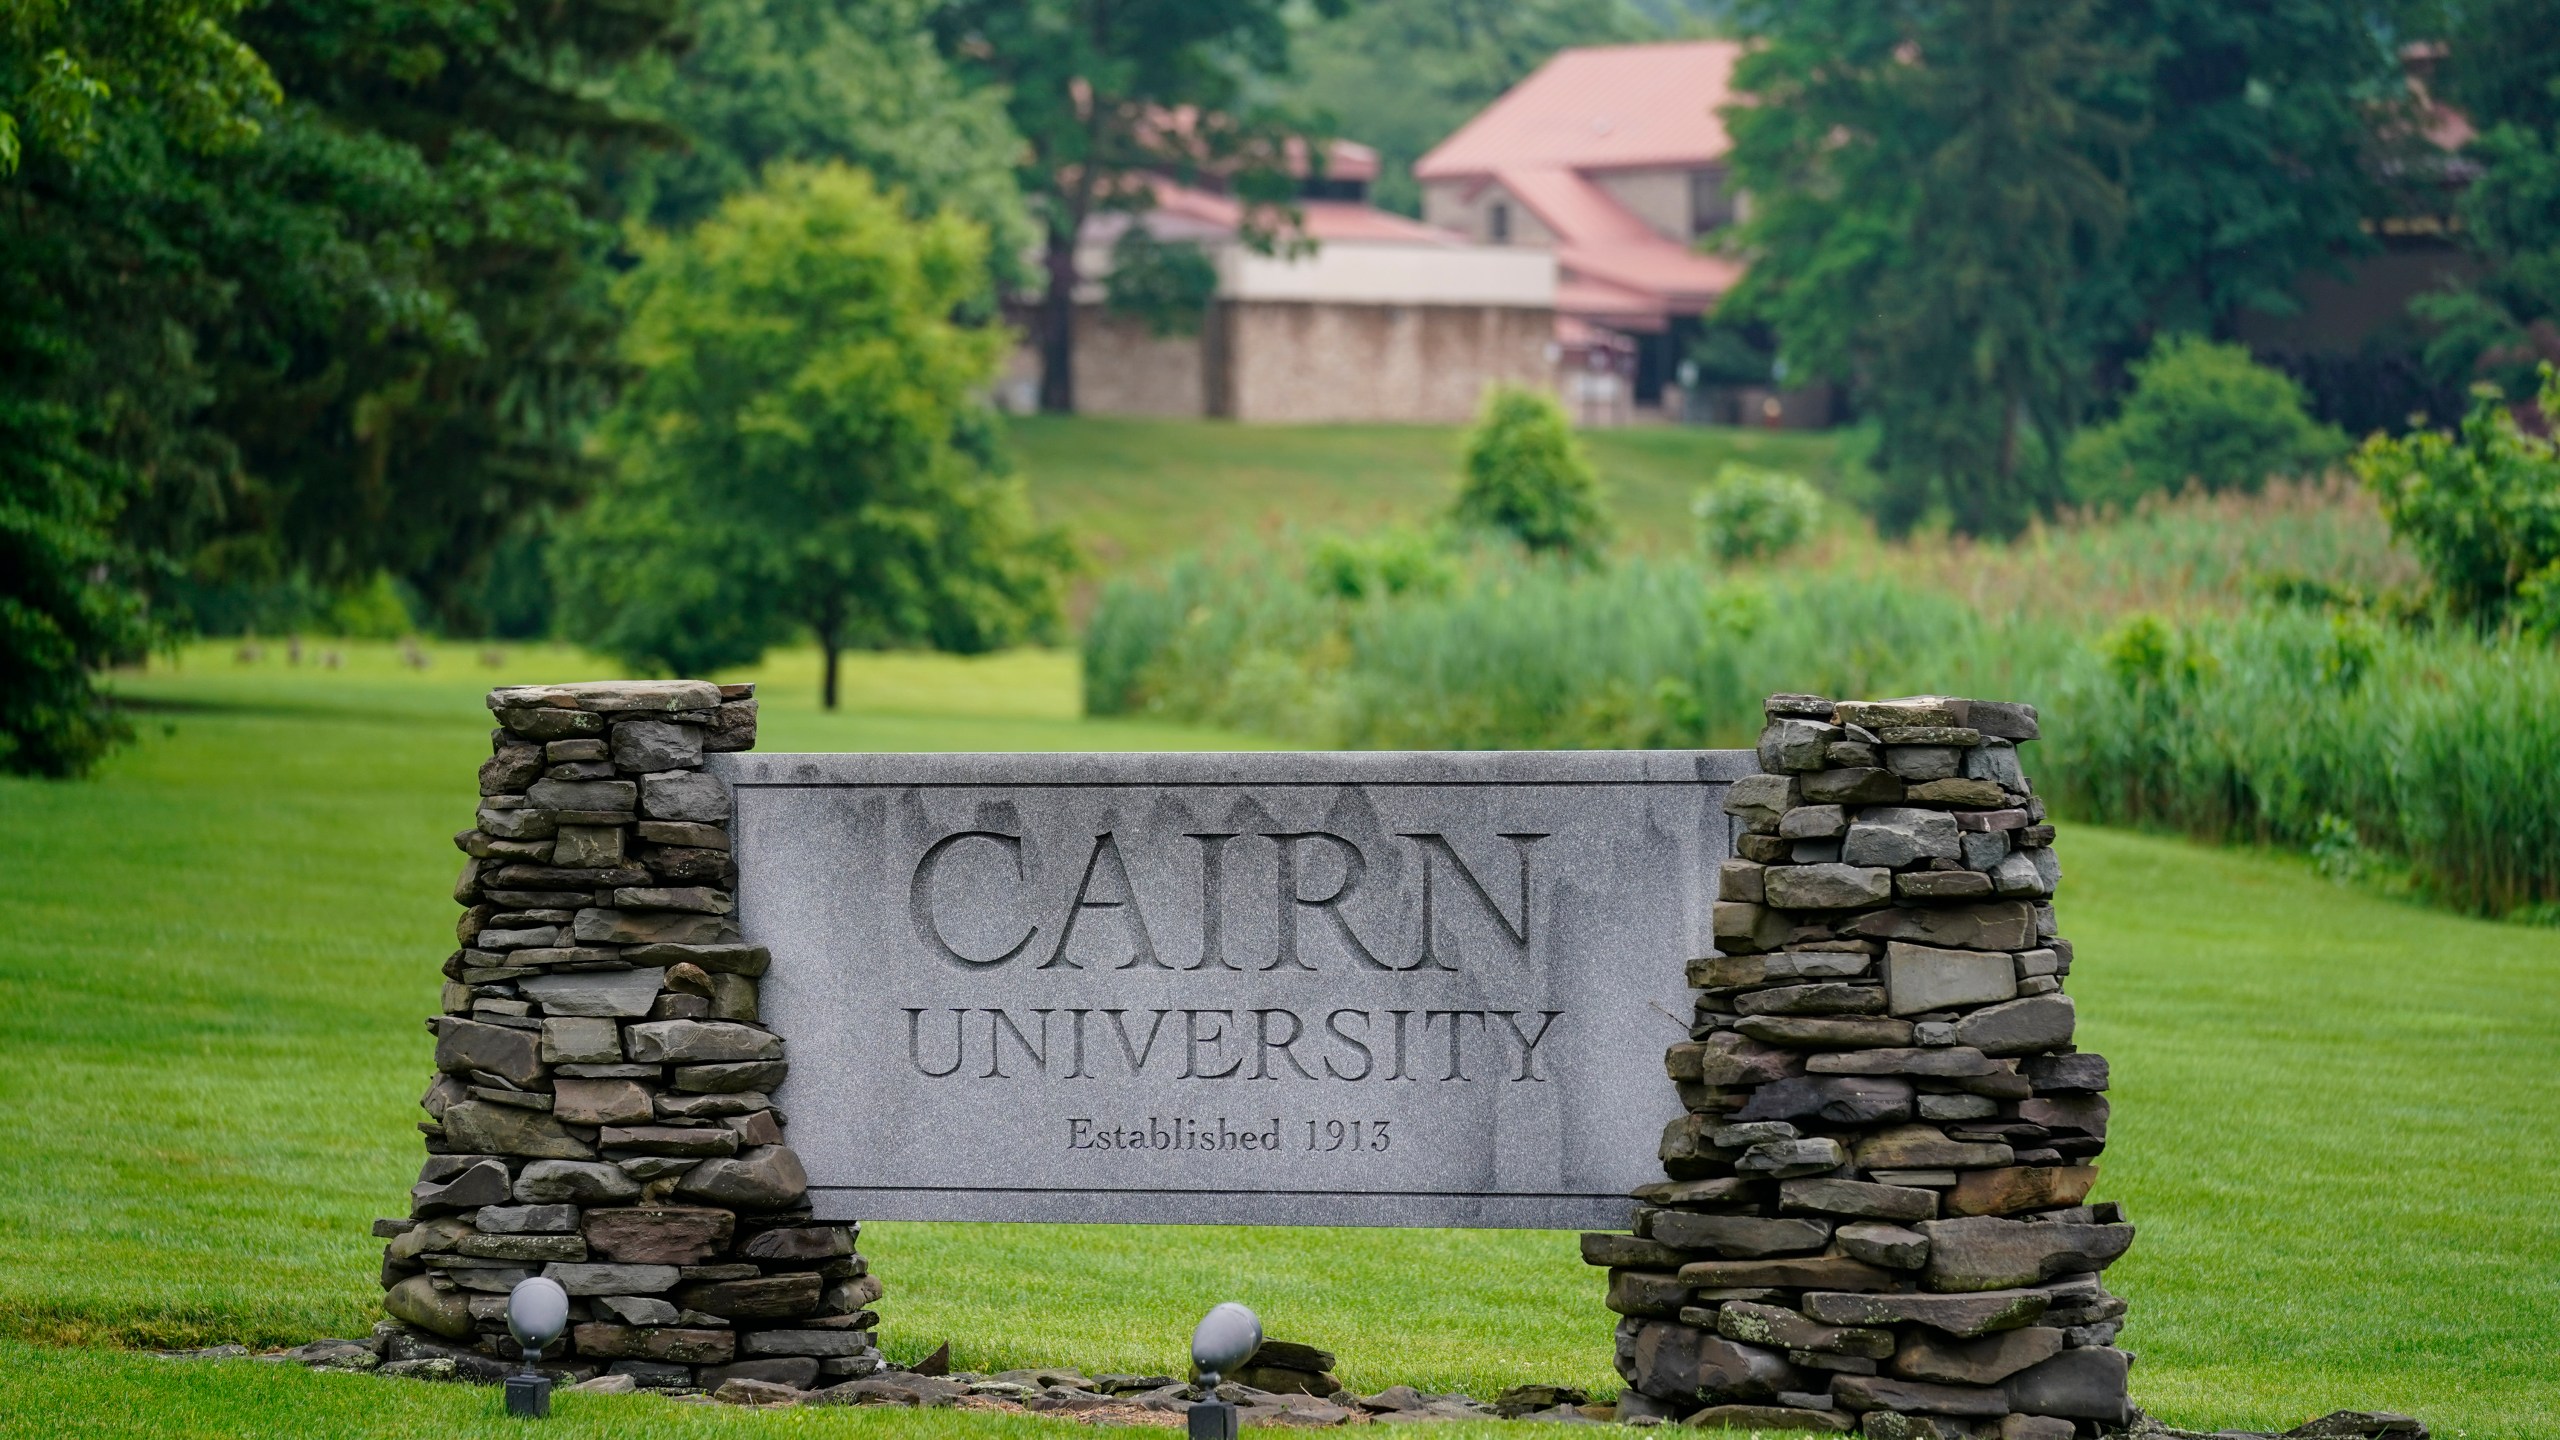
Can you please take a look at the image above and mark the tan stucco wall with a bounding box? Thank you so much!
[1590,168,1694,243]
[1218,300,1555,424]
[1420,179,1559,249]
[1070,307,1208,418]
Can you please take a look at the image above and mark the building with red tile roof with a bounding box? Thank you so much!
[1416,40,1763,416]
[1005,134,1556,423]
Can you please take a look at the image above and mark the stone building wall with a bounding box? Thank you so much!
[1027,299,1554,424]
[1595,693,2133,1440]
[373,679,882,1392]
[1071,307,1210,418]
[1218,299,1554,423]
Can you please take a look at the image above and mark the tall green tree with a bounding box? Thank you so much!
[2,0,282,773]
[184,0,682,630]
[926,0,1346,413]
[556,164,1069,709]
[2407,2,2560,392]
[2080,0,2397,344]
[1724,0,2136,535]
[3,0,685,772]
[0,0,275,171]
[614,0,1026,256]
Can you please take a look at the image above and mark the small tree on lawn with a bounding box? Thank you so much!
[556,162,1069,708]
[1452,386,1610,561]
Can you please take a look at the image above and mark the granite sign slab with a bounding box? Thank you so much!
[708,750,1754,1228]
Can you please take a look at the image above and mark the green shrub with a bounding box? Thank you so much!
[1305,528,1456,602]
[2350,364,2560,629]
[1452,386,1609,559]
[1104,228,1219,339]
[2066,334,2347,505]
[1693,463,1823,563]
[1688,326,1772,386]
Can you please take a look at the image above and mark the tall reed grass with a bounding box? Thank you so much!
[1085,489,2560,916]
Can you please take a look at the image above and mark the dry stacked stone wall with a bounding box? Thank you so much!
[1595,693,2132,1440]
[372,679,884,1392]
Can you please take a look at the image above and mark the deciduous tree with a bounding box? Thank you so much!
[556,164,1069,708]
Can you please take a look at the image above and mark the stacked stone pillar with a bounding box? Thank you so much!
[373,679,883,1391]
[1595,694,2132,1439]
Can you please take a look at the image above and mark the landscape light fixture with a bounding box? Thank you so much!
[504,1276,570,1418]
[1186,1301,1262,1440]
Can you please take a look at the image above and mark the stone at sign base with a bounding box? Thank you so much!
[1597,694,2138,1434]
[358,680,2413,1434]
[376,682,885,1392]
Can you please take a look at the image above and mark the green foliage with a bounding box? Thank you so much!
[0,0,277,171]
[1086,534,2560,915]
[1687,326,1774,387]
[1305,528,1458,603]
[322,573,425,643]
[1692,463,1822,563]
[613,0,1029,275]
[2413,120,2560,395]
[1726,0,2391,530]
[1,0,689,721]
[556,163,1069,706]
[0,394,149,775]
[2350,365,2560,628]
[1723,0,2135,537]
[1452,387,1609,559]
[1104,228,1221,338]
[2399,2,2560,392]
[2065,334,2349,505]
[2075,0,2393,341]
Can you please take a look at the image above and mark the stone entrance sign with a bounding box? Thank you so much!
[710,750,1755,1227]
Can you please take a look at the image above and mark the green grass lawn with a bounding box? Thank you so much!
[2,641,2553,1437]
[1010,416,1846,571]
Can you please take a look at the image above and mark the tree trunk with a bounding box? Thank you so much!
[1038,218,1079,414]
[820,635,842,712]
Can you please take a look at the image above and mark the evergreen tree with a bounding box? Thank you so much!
[2081,0,2398,343]
[1724,0,2136,535]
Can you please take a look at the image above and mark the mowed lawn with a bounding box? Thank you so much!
[1,641,2555,1437]
[1010,416,1847,571]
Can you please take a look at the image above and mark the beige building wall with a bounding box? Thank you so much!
[1590,167,1693,242]
[1420,179,1559,249]
[1218,300,1554,423]
[1069,307,1207,417]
